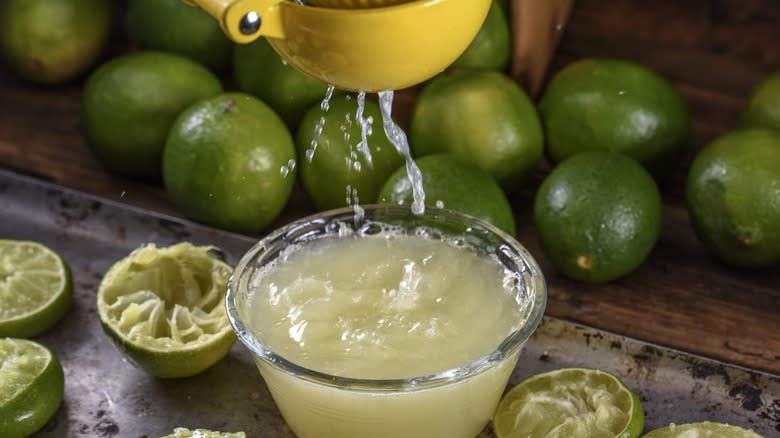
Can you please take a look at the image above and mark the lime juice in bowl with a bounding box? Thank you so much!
[226,205,546,438]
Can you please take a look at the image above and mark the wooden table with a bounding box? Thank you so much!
[1,0,778,375]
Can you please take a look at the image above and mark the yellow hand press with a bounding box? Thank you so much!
[184,0,491,92]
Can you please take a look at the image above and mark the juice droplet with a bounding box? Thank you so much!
[346,185,365,222]
[305,85,336,163]
[321,85,335,111]
[314,116,325,136]
[280,159,297,177]
[355,91,374,167]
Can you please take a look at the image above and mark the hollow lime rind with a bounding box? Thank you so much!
[0,240,73,338]
[492,367,645,438]
[158,428,247,438]
[96,242,236,378]
[0,338,65,438]
[641,421,764,438]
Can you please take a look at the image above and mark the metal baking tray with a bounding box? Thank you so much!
[0,169,777,437]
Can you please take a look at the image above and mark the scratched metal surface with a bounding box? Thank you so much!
[0,168,777,438]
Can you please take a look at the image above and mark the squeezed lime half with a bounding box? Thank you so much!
[493,367,645,438]
[642,421,764,438]
[0,240,72,338]
[159,427,247,438]
[97,242,235,378]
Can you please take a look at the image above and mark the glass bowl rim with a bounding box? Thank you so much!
[225,205,547,392]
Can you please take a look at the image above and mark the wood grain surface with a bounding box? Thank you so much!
[1,0,778,374]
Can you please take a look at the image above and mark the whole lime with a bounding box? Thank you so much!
[233,37,329,130]
[534,150,662,283]
[740,70,780,133]
[0,0,110,84]
[297,94,404,211]
[410,70,544,189]
[163,93,296,234]
[450,0,511,72]
[686,128,780,267]
[538,58,689,180]
[81,51,223,180]
[379,154,516,235]
[126,0,232,72]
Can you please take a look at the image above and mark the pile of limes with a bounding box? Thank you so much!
[4,0,777,268]
[2,0,526,236]
[9,0,521,237]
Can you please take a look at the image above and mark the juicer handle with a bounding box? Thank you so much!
[182,0,286,42]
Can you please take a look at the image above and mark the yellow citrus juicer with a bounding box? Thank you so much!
[184,0,492,92]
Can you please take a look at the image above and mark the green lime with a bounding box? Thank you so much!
[163,92,296,234]
[493,368,644,438]
[451,0,511,71]
[686,128,780,267]
[297,93,404,211]
[159,428,247,438]
[97,242,235,378]
[81,51,223,180]
[410,70,544,189]
[0,0,110,84]
[538,58,690,181]
[233,37,329,129]
[126,0,232,72]
[534,151,662,283]
[740,70,780,133]
[0,338,65,438]
[642,422,763,438]
[0,240,72,338]
[379,153,516,235]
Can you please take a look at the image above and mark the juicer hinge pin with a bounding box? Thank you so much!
[239,11,261,35]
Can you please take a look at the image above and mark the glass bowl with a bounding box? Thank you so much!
[226,205,546,438]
